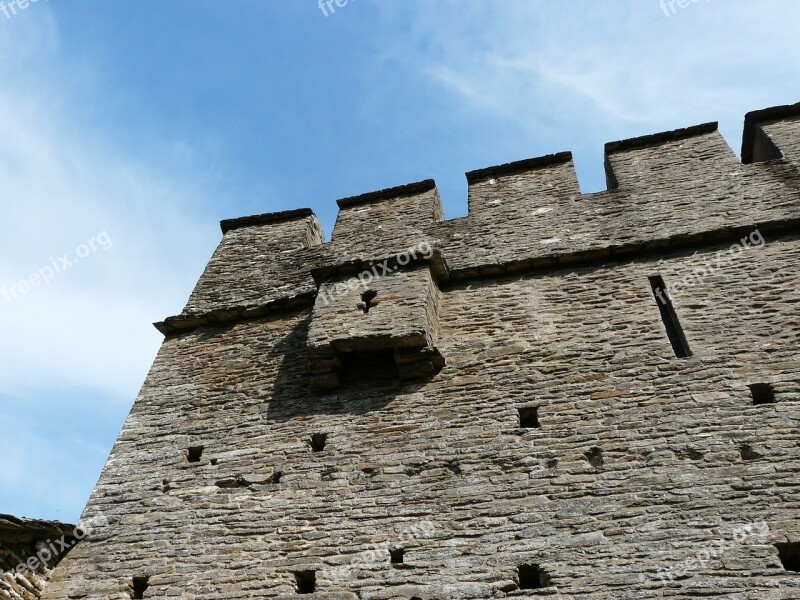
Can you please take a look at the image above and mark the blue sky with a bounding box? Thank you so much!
[0,0,798,523]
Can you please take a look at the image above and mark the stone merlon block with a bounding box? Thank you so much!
[331,180,443,254]
[742,101,800,164]
[466,152,580,216]
[179,208,323,317]
[604,122,739,192]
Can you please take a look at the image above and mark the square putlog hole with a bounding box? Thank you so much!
[518,563,549,589]
[776,542,800,572]
[584,446,604,467]
[186,446,204,463]
[293,570,316,594]
[518,406,540,429]
[310,433,328,453]
[740,443,763,461]
[389,547,405,564]
[750,383,776,405]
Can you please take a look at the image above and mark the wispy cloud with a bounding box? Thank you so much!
[0,5,224,520]
[0,13,221,400]
[389,0,800,151]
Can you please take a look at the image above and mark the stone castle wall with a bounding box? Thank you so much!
[40,103,800,599]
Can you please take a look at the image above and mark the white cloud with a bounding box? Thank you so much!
[390,0,800,150]
[0,11,221,400]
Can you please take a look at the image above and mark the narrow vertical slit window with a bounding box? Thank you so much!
[648,276,692,358]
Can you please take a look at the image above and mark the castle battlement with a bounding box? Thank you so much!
[158,103,800,336]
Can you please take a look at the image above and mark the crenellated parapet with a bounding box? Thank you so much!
[156,103,800,383]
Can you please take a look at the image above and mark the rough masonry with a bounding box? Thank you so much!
[0,516,76,599]
[25,103,800,599]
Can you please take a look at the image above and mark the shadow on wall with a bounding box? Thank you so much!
[266,314,427,422]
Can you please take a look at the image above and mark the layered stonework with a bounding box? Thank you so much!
[41,103,800,599]
[308,262,444,391]
[0,516,75,600]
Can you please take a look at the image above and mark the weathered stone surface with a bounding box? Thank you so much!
[308,263,444,390]
[161,209,324,333]
[41,104,800,598]
[0,516,76,600]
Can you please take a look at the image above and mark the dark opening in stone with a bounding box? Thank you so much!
[390,547,405,564]
[584,447,604,467]
[340,348,399,383]
[776,542,800,572]
[676,447,704,461]
[648,275,692,358]
[186,446,204,463]
[750,383,775,405]
[445,460,462,475]
[518,406,540,429]
[310,433,328,453]
[740,444,763,461]
[518,563,548,589]
[294,570,316,594]
[361,289,378,313]
[132,576,149,599]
